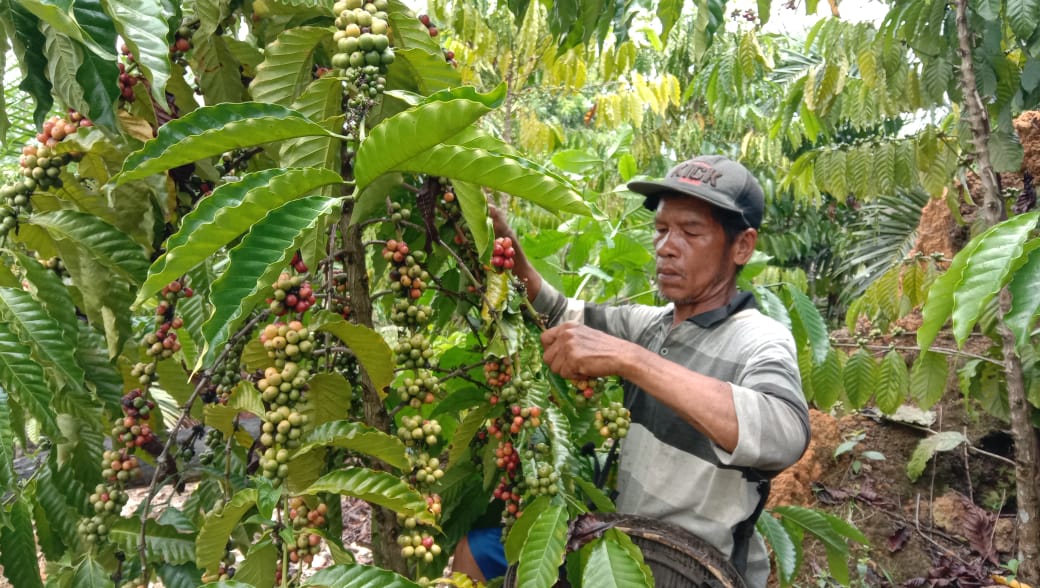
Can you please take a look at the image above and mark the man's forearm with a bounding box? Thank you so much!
[617,343,740,452]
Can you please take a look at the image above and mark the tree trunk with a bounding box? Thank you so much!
[340,200,408,575]
[956,1,1040,580]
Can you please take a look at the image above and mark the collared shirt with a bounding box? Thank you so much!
[533,283,810,587]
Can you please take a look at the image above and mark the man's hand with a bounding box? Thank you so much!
[540,322,634,380]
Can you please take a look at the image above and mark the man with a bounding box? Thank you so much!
[453,155,811,587]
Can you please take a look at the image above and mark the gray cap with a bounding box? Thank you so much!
[628,155,765,229]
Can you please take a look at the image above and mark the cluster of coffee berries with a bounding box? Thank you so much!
[267,272,316,316]
[394,368,441,409]
[396,515,443,563]
[258,361,311,409]
[330,271,352,319]
[114,389,157,448]
[595,401,631,440]
[78,513,111,545]
[170,25,193,56]
[143,280,192,359]
[417,13,438,37]
[199,428,224,465]
[117,62,143,102]
[1,180,33,237]
[206,335,247,404]
[258,404,310,485]
[89,483,128,516]
[129,361,157,388]
[102,449,141,483]
[504,404,542,435]
[331,0,394,70]
[260,321,315,363]
[397,414,442,448]
[491,438,530,525]
[37,112,91,146]
[484,357,513,389]
[409,452,444,486]
[287,496,328,565]
[517,442,558,497]
[18,143,70,190]
[384,240,430,300]
[570,377,603,408]
[394,333,434,369]
[490,237,516,271]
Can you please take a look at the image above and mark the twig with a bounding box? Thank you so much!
[137,311,268,580]
[830,341,1003,367]
[913,493,972,564]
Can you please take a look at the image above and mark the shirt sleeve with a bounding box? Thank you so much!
[532,282,663,342]
[713,332,810,472]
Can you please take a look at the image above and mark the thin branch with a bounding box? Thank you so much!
[830,341,1003,367]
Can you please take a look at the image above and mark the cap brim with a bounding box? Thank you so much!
[628,177,744,216]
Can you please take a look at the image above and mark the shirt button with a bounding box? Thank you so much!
[661,348,669,356]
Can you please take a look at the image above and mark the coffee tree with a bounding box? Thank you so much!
[0,0,665,586]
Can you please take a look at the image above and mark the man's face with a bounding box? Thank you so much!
[652,196,742,309]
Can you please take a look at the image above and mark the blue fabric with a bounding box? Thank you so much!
[467,527,507,580]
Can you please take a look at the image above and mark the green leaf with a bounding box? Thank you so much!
[1006,243,1040,346]
[11,250,78,343]
[193,34,246,105]
[298,420,410,471]
[876,349,908,414]
[250,26,329,106]
[109,518,196,565]
[0,390,15,492]
[76,47,119,131]
[0,322,60,438]
[448,404,492,468]
[34,462,85,554]
[71,555,111,588]
[280,77,346,171]
[910,350,948,410]
[106,0,172,105]
[951,212,1039,345]
[504,496,552,563]
[311,311,395,394]
[517,504,569,588]
[114,102,337,184]
[758,512,798,585]
[235,537,278,588]
[300,468,435,525]
[139,168,343,303]
[17,0,114,59]
[299,373,352,426]
[906,431,968,481]
[156,564,204,588]
[196,488,258,574]
[0,286,87,396]
[304,564,421,588]
[842,348,877,409]
[388,47,462,95]
[354,85,506,189]
[784,284,830,365]
[30,210,150,285]
[0,498,43,588]
[200,196,338,365]
[453,180,491,258]
[919,240,979,350]
[581,534,654,588]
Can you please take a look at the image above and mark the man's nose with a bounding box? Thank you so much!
[654,232,677,256]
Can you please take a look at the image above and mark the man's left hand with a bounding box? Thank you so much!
[540,323,632,380]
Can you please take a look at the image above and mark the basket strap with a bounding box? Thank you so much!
[730,475,771,576]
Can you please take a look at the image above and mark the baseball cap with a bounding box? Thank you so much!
[628,155,764,229]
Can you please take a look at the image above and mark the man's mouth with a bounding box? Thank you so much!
[656,267,682,282]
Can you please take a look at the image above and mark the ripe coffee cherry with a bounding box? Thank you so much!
[490,237,516,271]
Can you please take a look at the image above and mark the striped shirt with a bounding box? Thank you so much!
[533,284,810,587]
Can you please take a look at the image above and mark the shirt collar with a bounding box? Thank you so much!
[682,290,757,328]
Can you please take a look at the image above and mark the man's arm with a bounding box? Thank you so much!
[541,323,740,452]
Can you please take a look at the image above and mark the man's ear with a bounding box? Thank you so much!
[732,228,758,265]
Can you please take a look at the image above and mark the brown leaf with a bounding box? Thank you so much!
[959,495,998,563]
[887,526,911,552]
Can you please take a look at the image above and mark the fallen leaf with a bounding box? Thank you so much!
[887,526,911,552]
